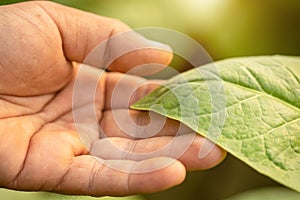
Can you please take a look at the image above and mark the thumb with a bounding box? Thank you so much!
[38,1,173,75]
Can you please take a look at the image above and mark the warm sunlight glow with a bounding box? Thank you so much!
[172,0,229,31]
[177,0,227,21]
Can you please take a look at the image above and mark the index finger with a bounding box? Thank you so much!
[37,1,173,74]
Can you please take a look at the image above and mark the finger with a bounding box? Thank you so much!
[100,109,193,139]
[37,1,173,75]
[104,72,163,109]
[90,134,227,171]
[54,155,185,196]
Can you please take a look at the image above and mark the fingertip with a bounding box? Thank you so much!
[143,39,173,67]
[129,157,186,194]
[201,145,227,170]
[109,43,173,76]
[164,158,186,186]
[195,138,227,170]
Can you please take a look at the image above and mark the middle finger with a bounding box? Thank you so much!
[100,109,193,139]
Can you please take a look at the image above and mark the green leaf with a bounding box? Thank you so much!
[0,188,145,200]
[131,55,300,192]
[225,187,300,200]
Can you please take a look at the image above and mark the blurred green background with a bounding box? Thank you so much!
[0,0,300,199]
[3,0,300,59]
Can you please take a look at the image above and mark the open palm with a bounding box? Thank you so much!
[0,1,225,196]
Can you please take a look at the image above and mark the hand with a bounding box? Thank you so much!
[0,1,226,196]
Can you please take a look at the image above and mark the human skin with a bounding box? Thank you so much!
[0,1,226,197]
